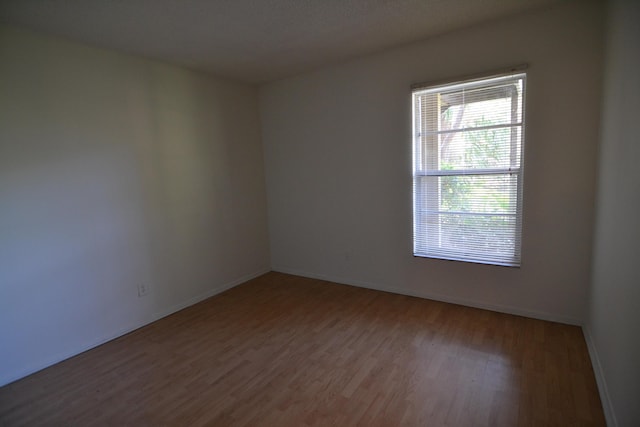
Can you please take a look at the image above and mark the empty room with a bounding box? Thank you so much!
[0,0,638,425]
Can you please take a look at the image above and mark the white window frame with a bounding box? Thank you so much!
[411,67,527,267]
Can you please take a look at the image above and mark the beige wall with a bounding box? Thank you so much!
[260,0,604,324]
[0,26,270,385]
[588,1,640,426]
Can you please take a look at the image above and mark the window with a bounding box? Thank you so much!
[412,70,526,267]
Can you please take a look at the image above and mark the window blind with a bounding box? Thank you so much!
[412,71,526,267]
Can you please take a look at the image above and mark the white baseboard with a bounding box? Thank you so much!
[0,268,270,387]
[583,326,617,427]
[272,265,583,326]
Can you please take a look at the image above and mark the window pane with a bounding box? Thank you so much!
[438,82,523,129]
[424,213,518,260]
[435,127,522,170]
[415,174,519,215]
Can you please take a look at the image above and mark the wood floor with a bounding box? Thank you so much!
[0,272,605,426]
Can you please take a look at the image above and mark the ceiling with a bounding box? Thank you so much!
[0,0,563,84]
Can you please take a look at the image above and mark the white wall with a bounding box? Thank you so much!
[260,0,604,324]
[0,26,270,386]
[587,1,640,426]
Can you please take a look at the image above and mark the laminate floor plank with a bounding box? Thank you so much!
[0,272,605,426]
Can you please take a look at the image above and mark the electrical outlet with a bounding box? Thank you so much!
[137,283,148,297]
